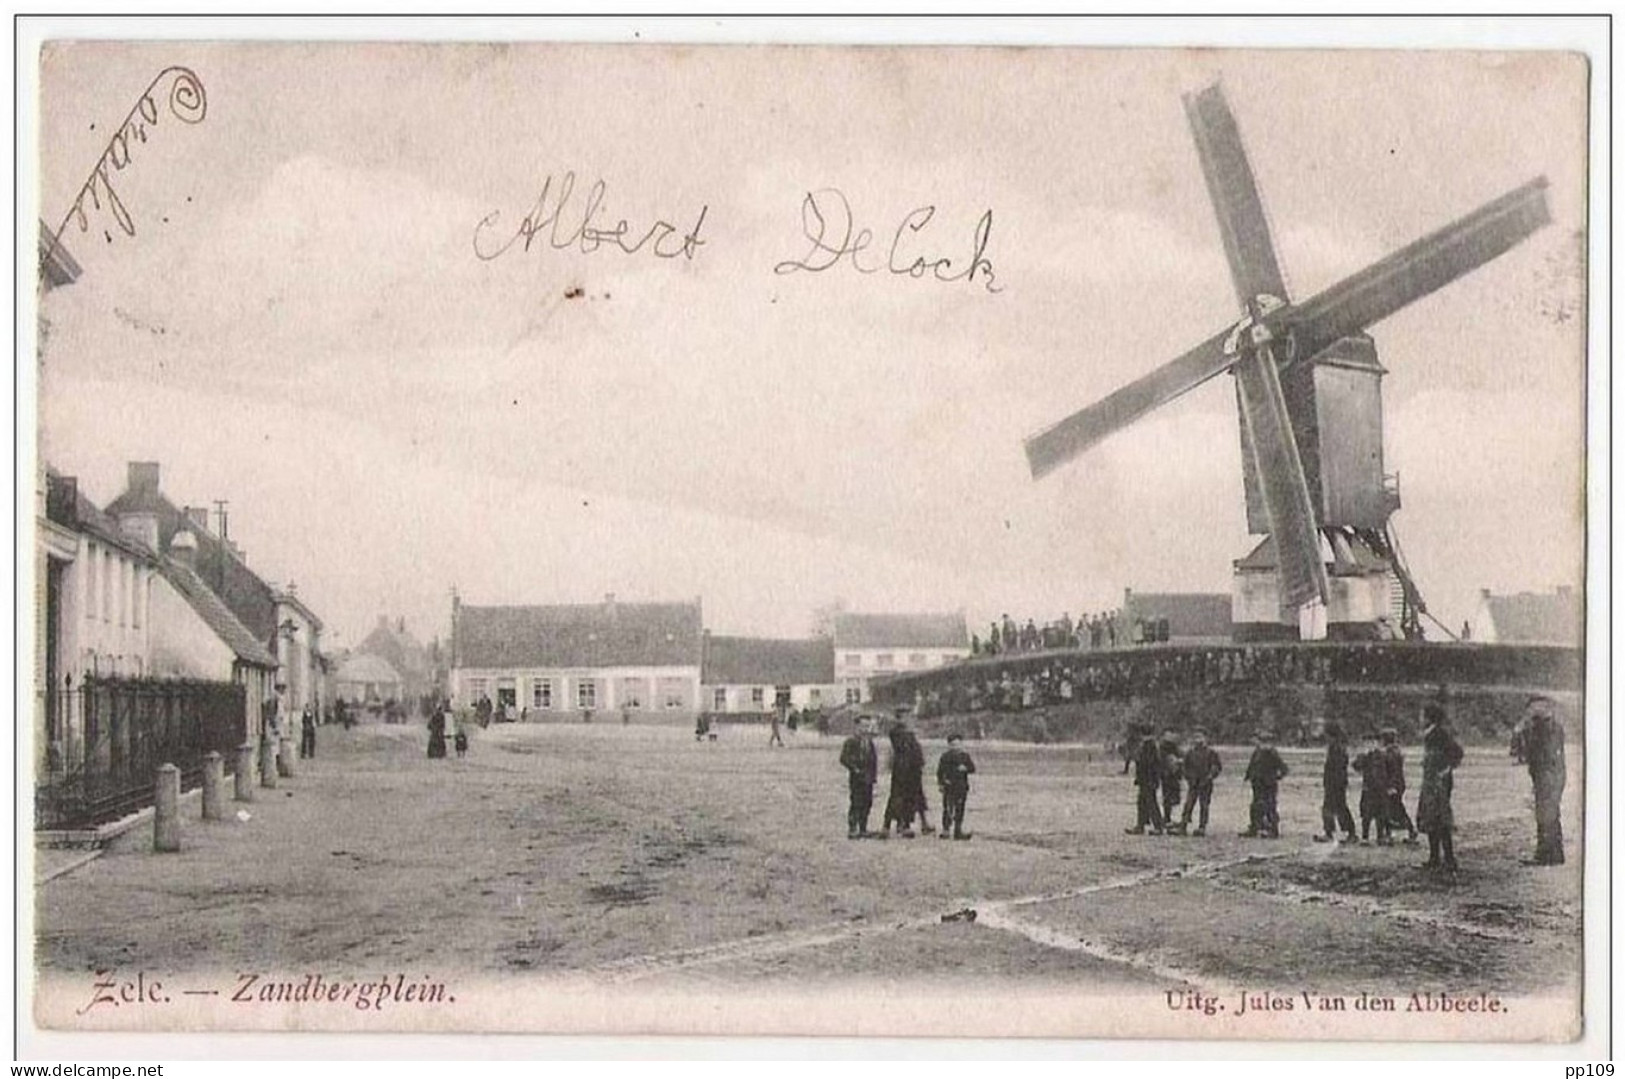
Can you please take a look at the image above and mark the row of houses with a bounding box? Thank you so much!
[447,596,972,717]
[34,460,326,780]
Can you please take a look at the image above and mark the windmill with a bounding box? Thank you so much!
[1024,83,1551,642]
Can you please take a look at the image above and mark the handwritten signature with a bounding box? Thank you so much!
[774,188,1001,293]
[41,66,207,283]
[473,171,708,263]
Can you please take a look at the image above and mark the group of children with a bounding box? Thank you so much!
[839,717,978,841]
[1122,707,1470,870]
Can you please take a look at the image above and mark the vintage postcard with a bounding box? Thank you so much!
[22,24,1601,1053]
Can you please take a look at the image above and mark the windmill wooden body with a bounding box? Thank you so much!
[1025,83,1550,642]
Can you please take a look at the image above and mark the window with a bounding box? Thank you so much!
[844,653,862,668]
[617,678,647,709]
[713,687,727,711]
[808,687,822,706]
[750,687,765,708]
[468,677,488,701]
[103,549,113,623]
[909,653,926,667]
[659,677,689,710]
[117,559,127,627]
[532,679,552,709]
[496,679,517,709]
[87,549,99,624]
[845,684,862,705]
[577,679,597,710]
[132,569,143,628]
[876,654,894,668]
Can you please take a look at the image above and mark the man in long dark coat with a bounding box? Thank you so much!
[1125,724,1165,835]
[1524,697,1567,865]
[882,721,932,837]
[839,717,880,839]
[1179,728,1222,836]
[1157,728,1185,831]
[1315,722,1357,843]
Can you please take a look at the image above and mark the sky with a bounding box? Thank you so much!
[32,41,1588,652]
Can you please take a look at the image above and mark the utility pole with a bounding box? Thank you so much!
[212,499,230,542]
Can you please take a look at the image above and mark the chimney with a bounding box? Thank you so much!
[127,461,161,495]
[1556,585,1573,597]
[1481,588,1493,600]
[286,581,298,597]
[397,616,406,634]
[604,592,617,617]
[184,505,208,532]
[169,528,199,568]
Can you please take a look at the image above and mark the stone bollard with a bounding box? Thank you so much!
[201,752,224,821]
[154,763,181,852]
[259,736,278,789]
[278,736,295,778]
[235,743,255,802]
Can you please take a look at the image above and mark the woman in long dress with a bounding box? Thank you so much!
[427,706,448,759]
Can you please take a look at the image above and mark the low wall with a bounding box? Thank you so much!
[870,642,1583,746]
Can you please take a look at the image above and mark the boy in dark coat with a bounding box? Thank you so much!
[1179,728,1222,836]
[1416,704,1465,872]
[1240,730,1289,838]
[1315,722,1357,843]
[840,717,880,838]
[1352,736,1387,844]
[936,732,977,840]
[1125,725,1165,835]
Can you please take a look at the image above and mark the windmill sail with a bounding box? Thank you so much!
[1184,83,1327,611]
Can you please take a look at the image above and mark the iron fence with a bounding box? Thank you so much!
[36,676,247,830]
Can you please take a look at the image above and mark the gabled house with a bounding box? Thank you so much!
[701,633,836,714]
[832,611,970,704]
[106,461,325,725]
[451,593,703,718]
[1470,587,1583,647]
[1122,588,1234,645]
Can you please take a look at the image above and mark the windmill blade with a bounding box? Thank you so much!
[1290,177,1551,355]
[1184,83,1291,309]
[1024,328,1235,479]
[1234,345,1328,610]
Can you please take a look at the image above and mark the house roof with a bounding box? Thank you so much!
[43,469,154,562]
[1123,591,1233,639]
[702,635,835,686]
[455,600,702,670]
[334,652,402,686]
[155,558,279,668]
[356,616,429,678]
[832,612,968,650]
[107,483,282,642]
[1482,589,1582,647]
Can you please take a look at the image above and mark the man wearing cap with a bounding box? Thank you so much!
[1416,703,1465,872]
[1315,722,1357,844]
[936,732,977,840]
[1125,724,1165,835]
[1240,730,1289,838]
[1179,728,1222,836]
[839,716,880,839]
[1523,696,1566,866]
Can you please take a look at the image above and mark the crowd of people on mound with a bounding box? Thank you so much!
[973,610,1150,655]
[909,644,1557,730]
[915,648,1341,719]
[1116,695,1568,874]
